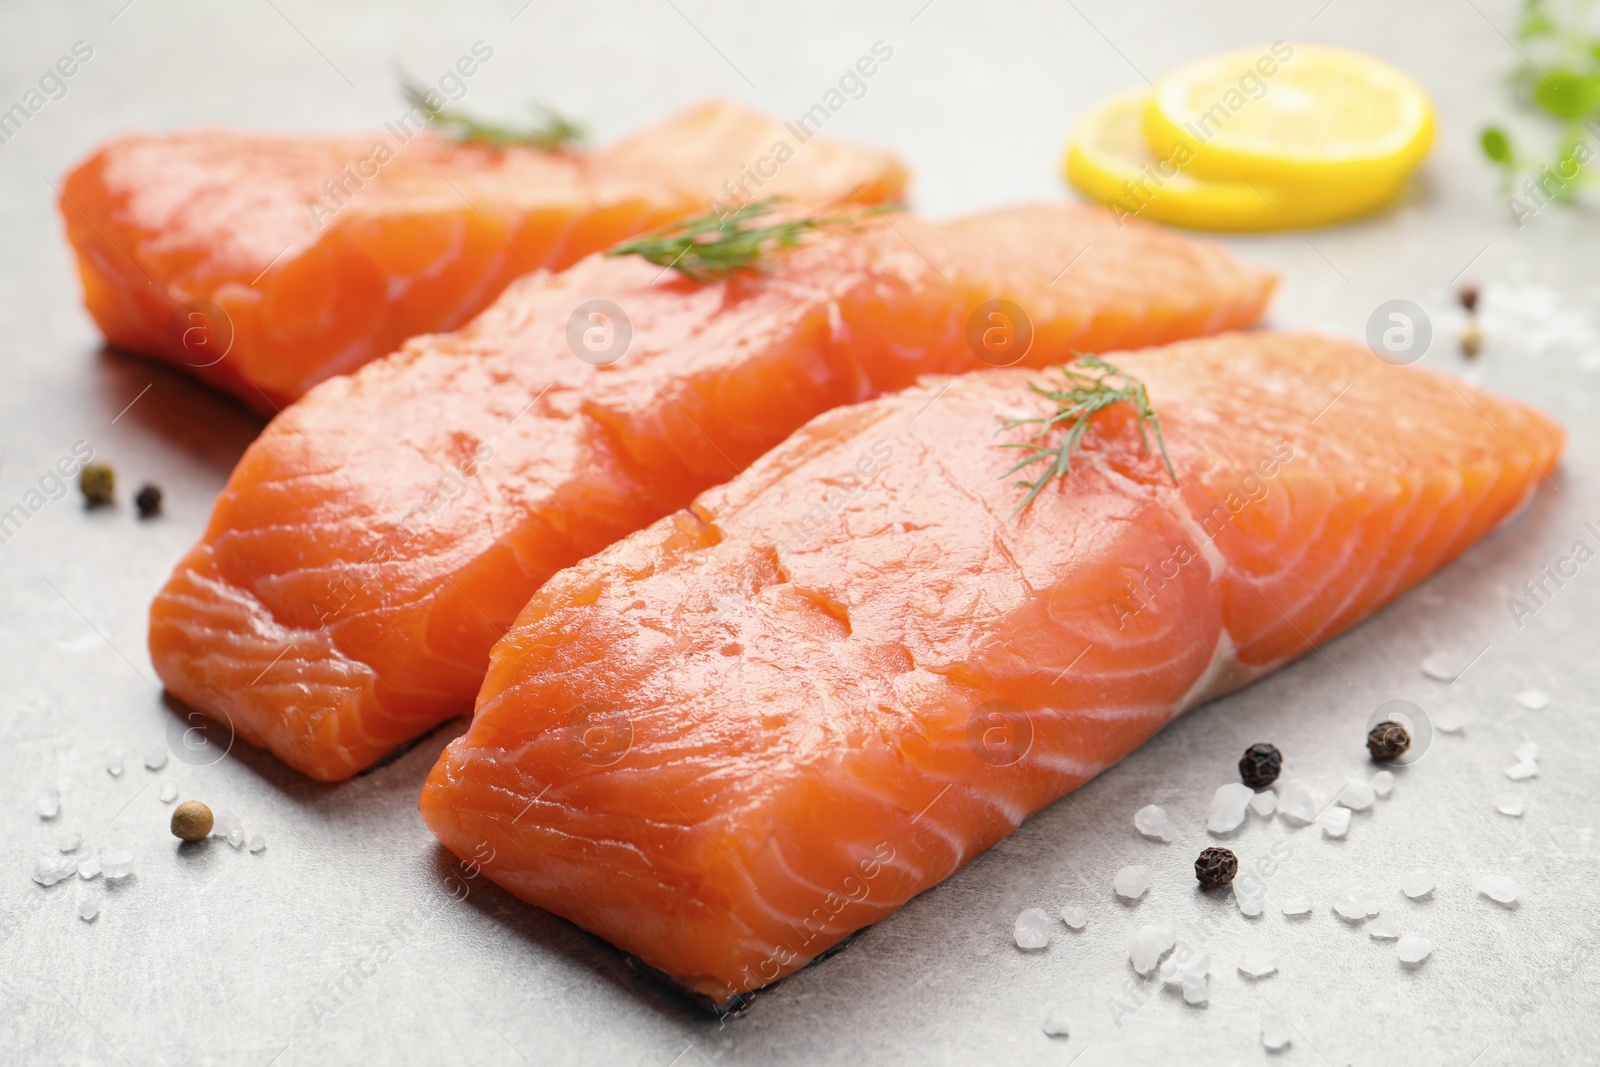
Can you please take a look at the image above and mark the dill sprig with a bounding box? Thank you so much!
[605,197,869,282]
[399,76,585,151]
[998,355,1177,518]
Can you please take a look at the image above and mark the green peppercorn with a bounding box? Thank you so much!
[1367,721,1411,761]
[1195,847,1238,890]
[79,462,115,506]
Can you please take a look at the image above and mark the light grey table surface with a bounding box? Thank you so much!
[3,1,1598,1064]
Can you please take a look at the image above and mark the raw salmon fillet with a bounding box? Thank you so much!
[420,332,1563,1003]
[57,99,907,411]
[148,203,1275,781]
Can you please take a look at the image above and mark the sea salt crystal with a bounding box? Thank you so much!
[1128,921,1176,975]
[1368,914,1402,940]
[1421,651,1459,681]
[36,787,61,819]
[248,833,266,853]
[1505,761,1538,781]
[1495,794,1526,817]
[1397,934,1434,964]
[31,854,78,886]
[1134,804,1173,842]
[1237,888,1265,917]
[1238,949,1279,978]
[1515,688,1549,711]
[78,897,99,922]
[1249,791,1276,817]
[1060,905,1088,930]
[1401,869,1435,899]
[1040,1008,1071,1038]
[1358,889,1383,915]
[1514,741,1539,763]
[1114,865,1152,901]
[1160,948,1210,986]
[211,809,242,844]
[1261,1013,1292,1050]
[1181,973,1209,1005]
[107,759,123,778]
[1435,707,1466,734]
[1478,875,1519,905]
[77,849,101,880]
[1338,779,1376,811]
[59,832,82,853]
[1321,807,1351,838]
[1207,783,1254,834]
[1014,908,1052,950]
[1276,780,1318,825]
[1333,888,1371,921]
[100,851,134,880]
[1370,770,1395,798]
[143,747,168,771]
[1282,896,1313,916]
[159,782,178,804]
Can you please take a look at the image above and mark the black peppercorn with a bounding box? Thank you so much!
[1367,721,1411,761]
[1238,742,1282,789]
[134,483,163,518]
[1195,847,1238,890]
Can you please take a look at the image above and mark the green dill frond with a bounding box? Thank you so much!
[998,354,1177,519]
[605,198,876,282]
[399,75,585,151]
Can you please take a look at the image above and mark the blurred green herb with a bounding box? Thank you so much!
[606,198,872,282]
[1481,0,1600,205]
[399,75,584,151]
[998,355,1177,520]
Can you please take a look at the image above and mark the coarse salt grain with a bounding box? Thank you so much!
[76,849,101,880]
[1367,914,1402,940]
[1515,688,1549,711]
[107,759,123,778]
[36,787,61,819]
[1282,896,1313,916]
[1134,804,1173,842]
[1397,934,1433,964]
[1478,875,1519,905]
[1370,770,1394,798]
[1207,783,1254,834]
[1338,779,1376,811]
[1514,741,1539,763]
[1060,905,1088,931]
[248,833,266,853]
[100,851,134,880]
[1435,707,1466,734]
[1495,794,1526,817]
[159,782,178,803]
[1401,869,1435,899]
[1114,865,1152,901]
[1238,949,1279,978]
[1321,807,1351,839]
[31,854,77,887]
[1505,761,1538,781]
[1333,888,1370,921]
[143,747,167,771]
[78,897,99,922]
[1128,922,1176,975]
[1237,888,1265,917]
[1261,1013,1292,1050]
[1276,780,1318,825]
[1421,652,1458,681]
[1040,1008,1071,1038]
[1249,791,1276,817]
[1014,908,1052,950]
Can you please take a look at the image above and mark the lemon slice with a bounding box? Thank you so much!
[1065,90,1406,232]
[1142,44,1434,186]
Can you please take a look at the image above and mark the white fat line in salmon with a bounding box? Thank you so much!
[1107,40,1295,229]
[308,440,496,628]
[1109,840,1294,1029]
[710,439,894,619]
[705,40,896,219]
[1505,520,1600,629]
[732,841,896,996]
[0,440,95,547]
[306,40,496,230]
[1108,439,1294,629]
